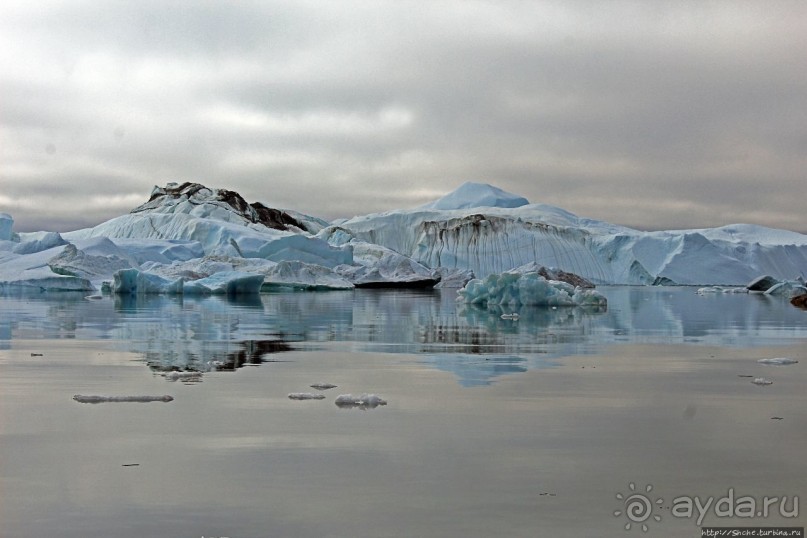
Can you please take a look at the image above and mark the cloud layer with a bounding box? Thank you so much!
[2,1,806,232]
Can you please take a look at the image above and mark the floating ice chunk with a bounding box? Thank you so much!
[458,272,607,307]
[163,371,203,381]
[757,358,798,366]
[113,268,184,294]
[288,392,326,400]
[750,378,773,386]
[310,382,338,390]
[84,294,104,300]
[73,394,174,403]
[183,270,264,295]
[500,313,519,320]
[335,393,387,408]
[764,280,807,298]
[697,286,747,294]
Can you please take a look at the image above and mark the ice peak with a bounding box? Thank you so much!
[132,182,307,232]
[419,182,529,210]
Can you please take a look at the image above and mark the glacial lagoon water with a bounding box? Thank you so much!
[1,287,805,537]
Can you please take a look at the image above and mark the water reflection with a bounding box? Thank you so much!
[1,287,805,384]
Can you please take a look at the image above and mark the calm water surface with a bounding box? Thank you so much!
[1,287,805,537]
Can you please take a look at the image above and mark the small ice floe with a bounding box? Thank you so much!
[750,378,773,386]
[73,395,174,403]
[162,371,203,381]
[757,358,799,366]
[310,382,338,390]
[335,393,387,409]
[84,294,104,300]
[696,286,747,295]
[500,313,519,320]
[288,392,326,400]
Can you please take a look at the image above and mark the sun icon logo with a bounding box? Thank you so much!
[614,482,663,532]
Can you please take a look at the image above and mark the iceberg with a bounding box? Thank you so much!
[763,280,807,298]
[458,271,607,308]
[112,268,184,295]
[182,271,265,295]
[5,181,807,292]
[66,182,352,268]
[338,184,807,286]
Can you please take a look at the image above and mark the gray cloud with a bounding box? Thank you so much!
[1,1,805,233]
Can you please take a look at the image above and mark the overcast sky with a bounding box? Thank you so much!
[1,1,805,233]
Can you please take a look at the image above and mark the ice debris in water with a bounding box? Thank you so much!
[696,286,747,294]
[751,378,773,386]
[163,371,203,381]
[310,382,338,390]
[335,393,387,408]
[757,358,798,366]
[457,272,607,307]
[500,313,519,320]
[73,395,174,403]
[288,392,327,400]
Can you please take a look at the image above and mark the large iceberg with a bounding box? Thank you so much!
[3,181,807,291]
[338,184,807,286]
[65,182,352,267]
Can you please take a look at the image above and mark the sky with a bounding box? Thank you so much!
[1,1,806,233]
